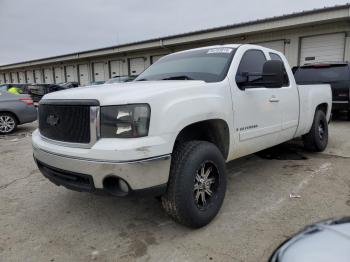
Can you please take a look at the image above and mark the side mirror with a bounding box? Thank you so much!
[262,60,284,88]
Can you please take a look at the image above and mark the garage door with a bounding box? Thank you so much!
[300,33,345,65]
[110,60,125,77]
[54,67,63,84]
[26,70,34,83]
[129,58,146,76]
[44,68,54,84]
[5,72,10,83]
[18,71,26,83]
[0,74,4,84]
[93,62,106,81]
[78,64,90,86]
[65,65,78,82]
[151,55,165,64]
[34,69,43,83]
[255,40,285,53]
[11,72,18,83]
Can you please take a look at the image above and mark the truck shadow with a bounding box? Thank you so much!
[255,141,308,160]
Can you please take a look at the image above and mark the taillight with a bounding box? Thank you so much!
[19,97,34,106]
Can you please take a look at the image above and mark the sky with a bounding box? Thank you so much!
[0,0,349,65]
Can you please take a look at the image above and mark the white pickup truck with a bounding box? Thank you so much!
[33,44,332,228]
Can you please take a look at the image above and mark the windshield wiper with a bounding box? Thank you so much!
[136,78,148,81]
[162,75,194,80]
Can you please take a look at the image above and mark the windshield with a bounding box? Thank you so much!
[135,47,236,83]
[294,65,350,84]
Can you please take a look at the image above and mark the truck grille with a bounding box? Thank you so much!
[39,104,91,143]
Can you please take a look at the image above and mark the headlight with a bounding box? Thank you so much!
[100,104,151,138]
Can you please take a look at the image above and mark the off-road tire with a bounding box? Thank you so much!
[161,141,226,228]
[303,110,328,152]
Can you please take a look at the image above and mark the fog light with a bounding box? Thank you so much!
[118,179,129,193]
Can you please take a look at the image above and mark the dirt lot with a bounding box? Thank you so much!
[1,120,349,262]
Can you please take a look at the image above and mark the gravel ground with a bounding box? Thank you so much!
[0,120,349,262]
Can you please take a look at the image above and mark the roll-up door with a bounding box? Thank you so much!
[34,69,43,83]
[78,64,90,86]
[110,60,125,77]
[54,67,63,84]
[18,71,26,83]
[26,70,34,83]
[300,33,345,65]
[11,72,18,83]
[44,68,54,84]
[255,40,285,53]
[93,62,106,81]
[5,72,10,83]
[65,65,78,82]
[129,58,146,76]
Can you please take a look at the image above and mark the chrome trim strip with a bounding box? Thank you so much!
[333,101,349,104]
[33,145,171,164]
[33,146,171,190]
[40,106,100,149]
[95,106,101,139]
[39,99,100,106]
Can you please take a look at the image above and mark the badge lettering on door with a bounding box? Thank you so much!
[237,124,258,132]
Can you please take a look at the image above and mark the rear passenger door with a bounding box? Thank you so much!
[229,48,284,157]
[269,52,299,140]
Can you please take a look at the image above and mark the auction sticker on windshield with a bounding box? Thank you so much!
[207,48,233,54]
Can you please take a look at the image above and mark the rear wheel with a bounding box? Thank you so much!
[0,113,17,134]
[303,110,328,152]
[161,141,227,228]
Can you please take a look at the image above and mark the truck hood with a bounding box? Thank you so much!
[42,80,207,105]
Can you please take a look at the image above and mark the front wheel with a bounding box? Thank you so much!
[161,141,227,228]
[303,110,328,152]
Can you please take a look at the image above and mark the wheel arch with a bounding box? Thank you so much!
[173,119,230,160]
[315,103,328,116]
[0,111,19,124]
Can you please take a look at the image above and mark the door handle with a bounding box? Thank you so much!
[269,96,280,103]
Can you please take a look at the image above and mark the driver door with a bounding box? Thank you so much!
[229,49,283,158]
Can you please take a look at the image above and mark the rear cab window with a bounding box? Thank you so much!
[269,53,283,62]
[269,52,289,86]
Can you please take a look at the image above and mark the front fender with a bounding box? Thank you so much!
[147,82,233,154]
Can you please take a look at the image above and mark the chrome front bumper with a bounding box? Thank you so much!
[33,146,171,192]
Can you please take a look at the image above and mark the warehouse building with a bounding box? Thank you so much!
[1,4,350,85]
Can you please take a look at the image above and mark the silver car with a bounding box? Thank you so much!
[0,89,37,134]
[270,217,350,262]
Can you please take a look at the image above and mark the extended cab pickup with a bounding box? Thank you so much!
[32,44,332,228]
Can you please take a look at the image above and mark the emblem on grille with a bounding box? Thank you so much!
[46,114,59,126]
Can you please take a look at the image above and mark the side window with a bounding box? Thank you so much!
[269,52,290,87]
[269,53,283,62]
[236,50,267,83]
